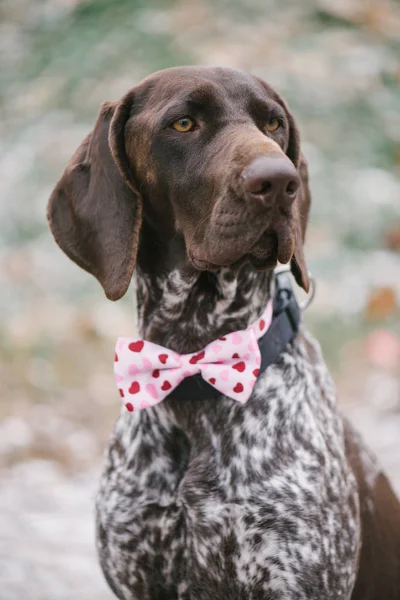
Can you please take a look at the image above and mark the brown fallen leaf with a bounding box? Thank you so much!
[385,225,400,252]
[366,286,398,320]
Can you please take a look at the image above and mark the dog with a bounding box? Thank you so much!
[47,66,400,600]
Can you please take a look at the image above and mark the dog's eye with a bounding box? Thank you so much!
[265,118,280,133]
[172,117,196,132]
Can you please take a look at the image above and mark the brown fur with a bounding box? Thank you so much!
[344,421,400,599]
[47,66,310,301]
[47,66,400,598]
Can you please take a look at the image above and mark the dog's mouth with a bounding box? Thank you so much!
[248,230,279,269]
[189,228,293,272]
[189,254,221,271]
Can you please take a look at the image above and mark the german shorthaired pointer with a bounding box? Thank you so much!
[47,66,400,600]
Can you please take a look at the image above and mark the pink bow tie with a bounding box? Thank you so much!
[114,300,273,412]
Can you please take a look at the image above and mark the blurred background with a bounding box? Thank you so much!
[0,0,399,598]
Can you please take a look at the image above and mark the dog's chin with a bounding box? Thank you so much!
[248,229,295,270]
[248,231,280,270]
[188,230,294,272]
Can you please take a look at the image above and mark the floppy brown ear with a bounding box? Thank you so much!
[47,94,141,301]
[275,98,311,293]
[290,150,311,293]
[255,77,311,292]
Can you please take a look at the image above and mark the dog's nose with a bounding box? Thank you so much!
[242,156,300,209]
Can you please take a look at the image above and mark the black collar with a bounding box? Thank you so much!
[171,271,301,401]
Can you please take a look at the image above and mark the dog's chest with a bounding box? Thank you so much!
[96,334,359,600]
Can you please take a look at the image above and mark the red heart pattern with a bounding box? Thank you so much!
[232,361,245,373]
[114,298,273,411]
[129,341,144,353]
[129,381,140,394]
[189,350,205,364]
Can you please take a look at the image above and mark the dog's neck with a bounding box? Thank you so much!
[135,233,272,354]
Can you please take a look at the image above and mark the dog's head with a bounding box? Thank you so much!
[47,66,311,300]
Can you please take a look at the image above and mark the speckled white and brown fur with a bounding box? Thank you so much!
[96,264,365,600]
[47,66,400,600]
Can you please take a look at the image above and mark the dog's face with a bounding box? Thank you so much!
[47,66,311,300]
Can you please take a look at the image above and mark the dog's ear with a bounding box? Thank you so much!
[297,151,311,243]
[290,150,311,293]
[47,92,141,301]
[255,77,311,292]
[275,97,311,292]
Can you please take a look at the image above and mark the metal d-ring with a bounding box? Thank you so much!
[274,266,316,312]
[299,273,316,311]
